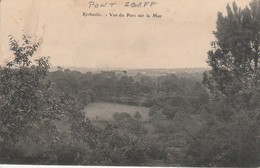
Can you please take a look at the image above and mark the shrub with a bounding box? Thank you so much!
[184,110,259,167]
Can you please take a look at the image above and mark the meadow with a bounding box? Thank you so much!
[83,102,150,122]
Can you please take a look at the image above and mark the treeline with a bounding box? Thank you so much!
[47,67,207,115]
[48,68,203,97]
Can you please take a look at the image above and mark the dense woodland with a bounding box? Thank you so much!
[0,1,260,167]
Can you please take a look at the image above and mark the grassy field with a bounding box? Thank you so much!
[82,102,150,121]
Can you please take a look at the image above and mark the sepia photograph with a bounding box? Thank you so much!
[0,0,259,167]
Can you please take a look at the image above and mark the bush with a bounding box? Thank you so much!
[162,105,179,119]
[184,110,259,167]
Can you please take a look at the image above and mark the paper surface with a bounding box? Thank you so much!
[0,0,250,69]
[0,0,256,167]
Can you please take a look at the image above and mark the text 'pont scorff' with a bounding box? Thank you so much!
[88,1,158,8]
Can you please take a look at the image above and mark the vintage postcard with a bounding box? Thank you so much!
[0,0,259,167]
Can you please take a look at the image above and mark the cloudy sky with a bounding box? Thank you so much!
[0,0,250,69]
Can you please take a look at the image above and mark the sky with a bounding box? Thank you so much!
[0,0,251,69]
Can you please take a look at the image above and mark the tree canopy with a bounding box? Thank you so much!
[187,1,260,166]
[204,0,260,98]
[0,34,62,144]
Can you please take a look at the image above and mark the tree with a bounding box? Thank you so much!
[161,105,179,119]
[0,34,62,144]
[133,112,142,120]
[185,1,260,166]
[203,1,260,98]
[157,74,180,95]
[185,110,259,167]
[57,66,63,71]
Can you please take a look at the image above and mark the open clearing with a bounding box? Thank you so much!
[83,102,150,121]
